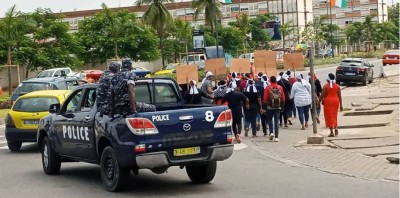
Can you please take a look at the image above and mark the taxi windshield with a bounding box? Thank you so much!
[13,97,59,112]
[14,82,54,95]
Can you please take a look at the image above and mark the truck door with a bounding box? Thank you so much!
[53,88,84,156]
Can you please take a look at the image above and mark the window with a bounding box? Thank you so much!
[81,89,96,112]
[135,84,152,104]
[231,6,239,12]
[14,82,54,95]
[65,90,83,112]
[65,80,79,90]
[54,70,61,77]
[62,69,70,74]
[13,97,59,112]
[154,84,178,103]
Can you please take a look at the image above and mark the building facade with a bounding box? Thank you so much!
[61,0,313,47]
[312,0,388,27]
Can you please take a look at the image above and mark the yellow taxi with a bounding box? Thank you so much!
[5,90,70,151]
[153,63,180,76]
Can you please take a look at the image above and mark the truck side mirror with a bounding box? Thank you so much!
[49,103,61,114]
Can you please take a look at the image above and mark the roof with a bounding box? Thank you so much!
[43,67,71,71]
[20,90,71,98]
[23,77,79,83]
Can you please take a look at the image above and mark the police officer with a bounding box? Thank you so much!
[110,58,155,115]
[97,62,120,115]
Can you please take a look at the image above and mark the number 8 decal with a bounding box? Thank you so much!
[205,111,214,122]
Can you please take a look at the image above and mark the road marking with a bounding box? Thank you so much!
[0,141,6,144]
[234,143,248,151]
[0,146,8,150]
[0,125,4,129]
[0,135,4,138]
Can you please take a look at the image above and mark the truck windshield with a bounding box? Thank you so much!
[13,97,59,112]
[37,70,54,78]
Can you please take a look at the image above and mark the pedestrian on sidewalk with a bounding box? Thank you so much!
[264,76,285,142]
[290,74,312,130]
[308,72,322,124]
[243,79,262,137]
[320,73,343,137]
[222,81,250,143]
[277,75,292,128]
[256,73,269,135]
[201,71,214,105]
[285,70,297,119]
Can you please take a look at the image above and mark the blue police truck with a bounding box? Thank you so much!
[37,78,234,192]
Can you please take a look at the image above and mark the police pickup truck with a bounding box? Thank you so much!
[37,78,234,192]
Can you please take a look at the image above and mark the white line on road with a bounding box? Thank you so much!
[234,143,248,151]
[0,146,8,150]
[0,141,6,144]
[0,135,4,138]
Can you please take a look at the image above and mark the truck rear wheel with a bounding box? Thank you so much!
[7,141,22,152]
[186,161,217,184]
[42,136,61,175]
[100,146,130,192]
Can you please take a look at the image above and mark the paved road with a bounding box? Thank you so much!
[0,128,398,198]
[297,59,399,86]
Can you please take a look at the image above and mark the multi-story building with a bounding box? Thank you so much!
[312,0,388,27]
[60,0,313,47]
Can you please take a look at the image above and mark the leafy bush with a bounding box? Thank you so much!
[276,62,284,69]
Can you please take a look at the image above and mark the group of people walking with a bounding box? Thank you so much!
[185,68,343,143]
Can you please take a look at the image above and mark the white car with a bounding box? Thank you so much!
[36,67,73,78]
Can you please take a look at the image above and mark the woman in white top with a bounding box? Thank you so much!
[290,74,312,130]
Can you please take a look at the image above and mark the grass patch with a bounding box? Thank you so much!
[0,109,9,119]
[0,93,10,103]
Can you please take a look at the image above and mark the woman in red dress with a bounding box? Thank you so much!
[320,73,343,137]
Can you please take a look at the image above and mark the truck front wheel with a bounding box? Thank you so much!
[186,161,217,184]
[100,146,130,192]
[42,136,61,175]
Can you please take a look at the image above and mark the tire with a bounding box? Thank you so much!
[362,75,367,86]
[383,63,386,66]
[100,146,130,192]
[336,80,341,86]
[42,136,61,175]
[7,141,22,152]
[186,161,217,184]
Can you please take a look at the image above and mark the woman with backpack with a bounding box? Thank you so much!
[290,74,312,130]
[263,76,285,142]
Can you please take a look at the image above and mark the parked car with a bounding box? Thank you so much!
[11,77,87,102]
[336,58,374,86]
[5,90,70,151]
[131,67,151,78]
[36,67,73,78]
[382,50,399,66]
[154,63,179,76]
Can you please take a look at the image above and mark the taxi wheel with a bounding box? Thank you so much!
[186,161,217,184]
[7,141,22,152]
[42,136,61,175]
[100,146,130,192]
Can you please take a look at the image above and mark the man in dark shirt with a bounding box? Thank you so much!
[222,81,249,143]
[110,58,155,115]
[97,62,120,116]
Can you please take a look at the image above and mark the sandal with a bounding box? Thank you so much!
[288,120,293,125]
[335,129,339,136]
[328,133,334,137]
[235,135,242,143]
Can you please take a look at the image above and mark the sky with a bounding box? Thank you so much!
[0,0,399,17]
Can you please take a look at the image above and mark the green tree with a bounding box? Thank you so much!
[279,23,294,48]
[173,19,192,63]
[229,13,251,51]
[77,5,160,64]
[192,0,222,32]
[15,8,83,78]
[248,14,275,49]
[137,0,174,69]
[388,3,399,30]
[217,26,244,55]
[0,5,35,94]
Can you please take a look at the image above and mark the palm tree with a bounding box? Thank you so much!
[0,5,34,95]
[231,13,250,52]
[279,23,294,48]
[173,19,192,64]
[192,0,222,32]
[137,0,174,68]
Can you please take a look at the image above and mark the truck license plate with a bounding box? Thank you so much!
[173,147,200,156]
[24,120,39,125]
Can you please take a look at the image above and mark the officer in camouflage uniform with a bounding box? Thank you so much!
[97,62,120,115]
[110,58,155,116]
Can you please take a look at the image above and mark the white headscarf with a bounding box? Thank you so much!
[276,75,282,82]
[245,80,258,93]
[326,73,336,88]
[226,81,237,93]
[217,84,227,91]
[202,71,213,84]
[296,73,307,85]
[286,69,292,77]
[260,74,269,89]
[282,74,289,81]
[231,72,240,82]
[189,80,199,94]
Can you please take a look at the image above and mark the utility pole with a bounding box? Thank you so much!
[329,0,335,57]
[215,0,219,58]
[307,40,324,144]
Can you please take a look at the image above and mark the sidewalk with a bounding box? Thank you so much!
[243,73,399,182]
